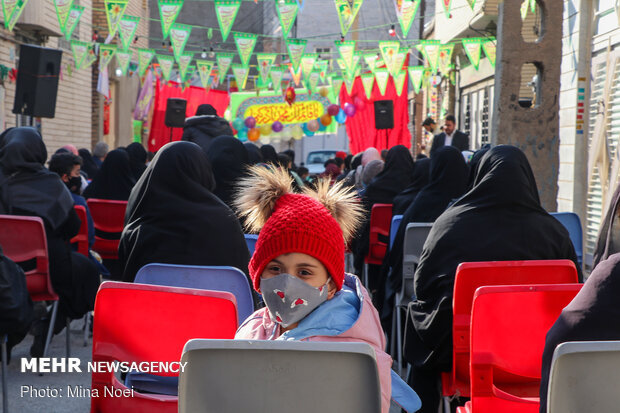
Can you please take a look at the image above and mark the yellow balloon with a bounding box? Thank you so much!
[292,125,303,140]
[259,124,272,136]
[319,87,329,97]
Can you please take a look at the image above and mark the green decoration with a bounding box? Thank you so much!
[379,41,400,77]
[438,43,454,74]
[333,0,363,36]
[331,74,343,98]
[207,28,213,39]
[137,48,155,77]
[158,0,183,40]
[270,66,284,92]
[408,65,424,94]
[286,38,307,72]
[157,54,174,81]
[170,23,192,62]
[420,40,441,73]
[364,53,378,73]
[394,70,407,96]
[315,60,329,82]
[82,44,98,68]
[336,58,346,73]
[335,40,355,74]
[256,53,277,85]
[390,49,407,77]
[482,38,496,68]
[529,0,536,12]
[54,0,73,33]
[5,0,28,31]
[442,0,451,17]
[462,37,482,70]
[466,0,475,10]
[116,50,132,76]
[118,15,140,51]
[70,40,89,69]
[196,59,214,89]
[374,68,390,96]
[178,51,193,81]
[99,44,117,71]
[3,0,18,31]
[104,0,128,38]
[132,120,143,142]
[343,73,355,95]
[216,52,234,80]
[233,32,257,67]
[276,0,298,38]
[397,0,420,38]
[300,53,318,80]
[361,73,374,99]
[63,5,83,40]
[184,65,195,82]
[232,63,249,89]
[307,70,321,94]
[214,0,241,42]
[520,0,528,20]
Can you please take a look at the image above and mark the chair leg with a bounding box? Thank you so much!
[2,335,8,413]
[390,303,397,360]
[66,318,71,359]
[443,396,452,413]
[43,301,59,358]
[396,303,403,377]
[83,313,89,347]
[362,263,369,291]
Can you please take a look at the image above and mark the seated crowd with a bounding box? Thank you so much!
[0,108,616,413]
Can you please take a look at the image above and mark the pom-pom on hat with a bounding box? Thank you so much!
[235,166,363,292]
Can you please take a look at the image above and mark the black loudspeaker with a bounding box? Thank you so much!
[165,98,187,128]
[374,100,394,130]
[13,44,63,118]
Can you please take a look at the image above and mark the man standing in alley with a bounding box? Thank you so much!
[429,115,469,157]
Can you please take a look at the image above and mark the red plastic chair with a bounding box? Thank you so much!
[86,199,127,260]
[365,204,393,266]
[442,260,578,401]
[457,284,582,413]
[0,215,68,357]
[70,205,89,257]
[91,281,238,413]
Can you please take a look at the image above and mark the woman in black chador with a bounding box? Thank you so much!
[119,141,250,283]
[404,145,581,413]
[83,148,136,200]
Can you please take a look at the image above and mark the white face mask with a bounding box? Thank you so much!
[260,273,330,328]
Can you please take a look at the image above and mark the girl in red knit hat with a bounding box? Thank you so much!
[233,166,420,413]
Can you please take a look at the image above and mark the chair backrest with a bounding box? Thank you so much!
[86,199,127,259]
[469,284,582,410]
[389,214,403,249]
[550,212,583,266]
[135,263,254,322]
[0,214,56,301]
[548,341,620,413]
[366,203,392,265]
[244,234,258,257]
[448,260,579,396]
[178,339,381,413]
[70,205,89,257]
[92,282,237,382]
[402,223,433,284]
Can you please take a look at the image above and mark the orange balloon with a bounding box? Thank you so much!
[248,128,261,141]
[320,114,332,126]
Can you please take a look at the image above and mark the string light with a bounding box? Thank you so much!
[201,48,207,59]
[389,25,396,37]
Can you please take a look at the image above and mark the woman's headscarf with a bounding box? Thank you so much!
[404,145,580,375]
[363,145,415,206]
[206,136,249,209]
[0,127,74,230]
[392,158,431,215]
[260,144,278,165]
[361,147,382,166]
[320,163,341,185]
[83,149,136,200]
[244,143,263,165]
[125,142,148,181]
[119,141,250,282]
[361,159,384,187]
[78,148,99,179]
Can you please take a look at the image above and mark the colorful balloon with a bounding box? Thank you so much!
[353,96,365,111]
[327,104,340,116]
[344,103,356,117]
[292,125,303,140]
[307,119,320,132]
[248,128,260,141]
[272,121,283,132]
[336,109,347,124]
[320,114,332,126]
[259,124,272,136]
[232,118,245,131]
[244,116,257,129]
[237,128,248,141]
[319,87,329,97]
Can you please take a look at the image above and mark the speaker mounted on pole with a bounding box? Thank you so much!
[165,98,187,128]
[374,100,394,130]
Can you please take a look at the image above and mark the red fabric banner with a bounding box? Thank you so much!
[148,79,231,152]
[339,73,411,154]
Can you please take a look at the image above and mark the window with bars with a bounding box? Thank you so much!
[481,88,489,144]
[595,0,618,35]
[463,94,471,136]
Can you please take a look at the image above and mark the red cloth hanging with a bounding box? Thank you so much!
[339,63,411,154]
[147,79,231,152]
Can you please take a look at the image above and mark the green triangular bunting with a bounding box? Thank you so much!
[374,68,390,96]
[196,59,214,89]
[335,40,356,74]
[379,41,400,77]
[104,0,128,38]
[408,65,424,94]
[216,52,234,80]
[233,32,257,67]
[397,0,420,38]
[482,38,496,68]
[331,75,343,98]
[99,44,117,71]
[438,43,454,74]
[54,0,73,33]
[70,40,89,69]
[462,37,482,70]
[118,15,139,51]
[334,0,363,36]
[137,48,155,76]
[178,52,193,82]
[232,63,249,89]
[394,70,407,96]
[286,38,307,72]
[158,0,183,40]
[5,0,29,31]
[170,23,191,62]
[276,0,298,38]
[301,53,318,80]
[361,73,374,99]
[256,53,277,85]
[214,0,241,42]
[270,66,284,92]
[63,5,83,40]
[116,50,132,76]
[82,44,98,68]
[157,54,175,82]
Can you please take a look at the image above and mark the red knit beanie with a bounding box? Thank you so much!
[249,193,345,291]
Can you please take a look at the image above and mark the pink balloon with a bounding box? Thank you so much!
[344,103,356,117]
[272,121,283,132]
[353,96,365,111]
[327,104,340,116]
[244,117,256,128]
[307,119,320,132]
